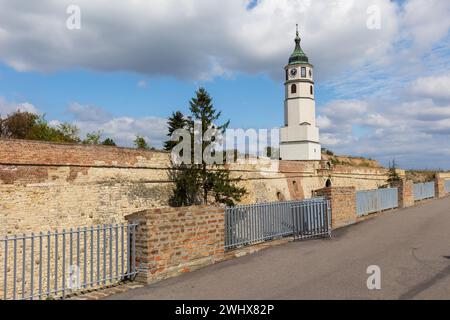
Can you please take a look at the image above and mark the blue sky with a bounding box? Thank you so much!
[0,0,449,169]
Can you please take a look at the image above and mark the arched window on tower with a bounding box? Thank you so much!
[291,84,297,94]
[310,85,313,95]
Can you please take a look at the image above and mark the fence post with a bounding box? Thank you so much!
[391,179,414,208]
[435,174,446,199]
[125,206,225,285]
[314,187,356,230]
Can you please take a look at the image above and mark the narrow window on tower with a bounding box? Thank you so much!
[301,67,306,78]
[291,84,297,94]
[285,70,288,81]
[310,85,313,95]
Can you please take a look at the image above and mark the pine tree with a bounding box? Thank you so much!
[387,159,401,185]
[164,111,187,151]
[134,135,150,149]
[170,88,246,207]
[102,138,116,146]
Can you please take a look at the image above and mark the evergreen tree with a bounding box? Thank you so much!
[102,138,116,146]
[82,131,102,145]
[164,111,187,151]
[387,159,401,185]
[170,87,246,207]
[134,135,150,150]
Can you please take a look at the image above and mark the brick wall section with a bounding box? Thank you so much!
[0,138,395,235]
[392,179,415,208]
[125,206,225,284]
[435,174,446,198]
[0,138,170,168]
[314,187,357,229]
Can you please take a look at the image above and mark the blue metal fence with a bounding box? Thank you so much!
[356,188,398,217]
[0,224,137,300]
[413,182,435,201]
[445,180,450,194]
[225,198,330,250]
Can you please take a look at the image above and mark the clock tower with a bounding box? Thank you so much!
[280,26,321,161]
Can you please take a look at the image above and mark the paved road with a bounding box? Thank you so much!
[108,197,450,300]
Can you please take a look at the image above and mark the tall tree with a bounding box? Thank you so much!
[134,135,150,150]
[102,138,116,146]
[82,131,102,145]
[387,159,401,185]
[170,87,246,207]
[164,111,187,151]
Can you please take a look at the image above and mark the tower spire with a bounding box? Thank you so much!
[289,24,309,65]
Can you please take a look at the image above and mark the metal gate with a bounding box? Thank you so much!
[413,182,435,201]
[0,223,137,300]
[292,200,332,240]
[225,198,331,250]
[445,180,450,194]
[356,188,398,217]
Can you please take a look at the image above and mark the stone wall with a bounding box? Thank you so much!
[1,139,392,235]
[125,206,225,284]
[315,187,357,229]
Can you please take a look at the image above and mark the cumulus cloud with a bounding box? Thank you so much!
[64,104,167,148]
[0,97,38,116]
[0,0,401,81]
[318,87,450,169]
[409,74,450,101]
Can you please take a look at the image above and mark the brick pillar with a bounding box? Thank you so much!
[435,174,446,198]
[125,205,225,284]
[315,187,357,230]
[392,179,414,208]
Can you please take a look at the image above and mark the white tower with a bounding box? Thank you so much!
[280,27,321,161]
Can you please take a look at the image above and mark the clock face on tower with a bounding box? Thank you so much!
[290,68,297,77]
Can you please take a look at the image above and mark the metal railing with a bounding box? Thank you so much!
[225,198,330,250]
[445,180,450,194]
[292,200,331,240]
[414,182,435,201]
[0,223,137,300]
[356,188,399,217]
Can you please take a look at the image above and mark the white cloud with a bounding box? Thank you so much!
[319,92,450,169]
[0,97,38,115]
[65,104,167,147]
[409,74,450,101]
[137,80,148,89]
[0,0,400,81]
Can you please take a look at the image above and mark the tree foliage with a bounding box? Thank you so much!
[0,110,119,146]
[169,88,246,207]
[387,159,401,184]
[102,138,116,146]
[134,135,150,150]
[164,111,187,151]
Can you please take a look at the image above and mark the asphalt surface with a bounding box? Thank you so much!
[107,196,450,300]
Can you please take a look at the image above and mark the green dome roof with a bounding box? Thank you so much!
[289,28,309,65]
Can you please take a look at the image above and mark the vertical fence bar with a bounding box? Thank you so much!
[121,224,124,279]
[46,232,50,299]
[109,226,113,281]
[131,224,136,276]
[96,227,100,285]
[62,230,66,298]
[13,236,17,300]
[54,232,58,297]
[30,234,34,300]
[103,226,107,284]
[90,227,94,286]
[83,227,87,288]
[3,237,8,300]
[21,234,26,300]
[115,225,119,280]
